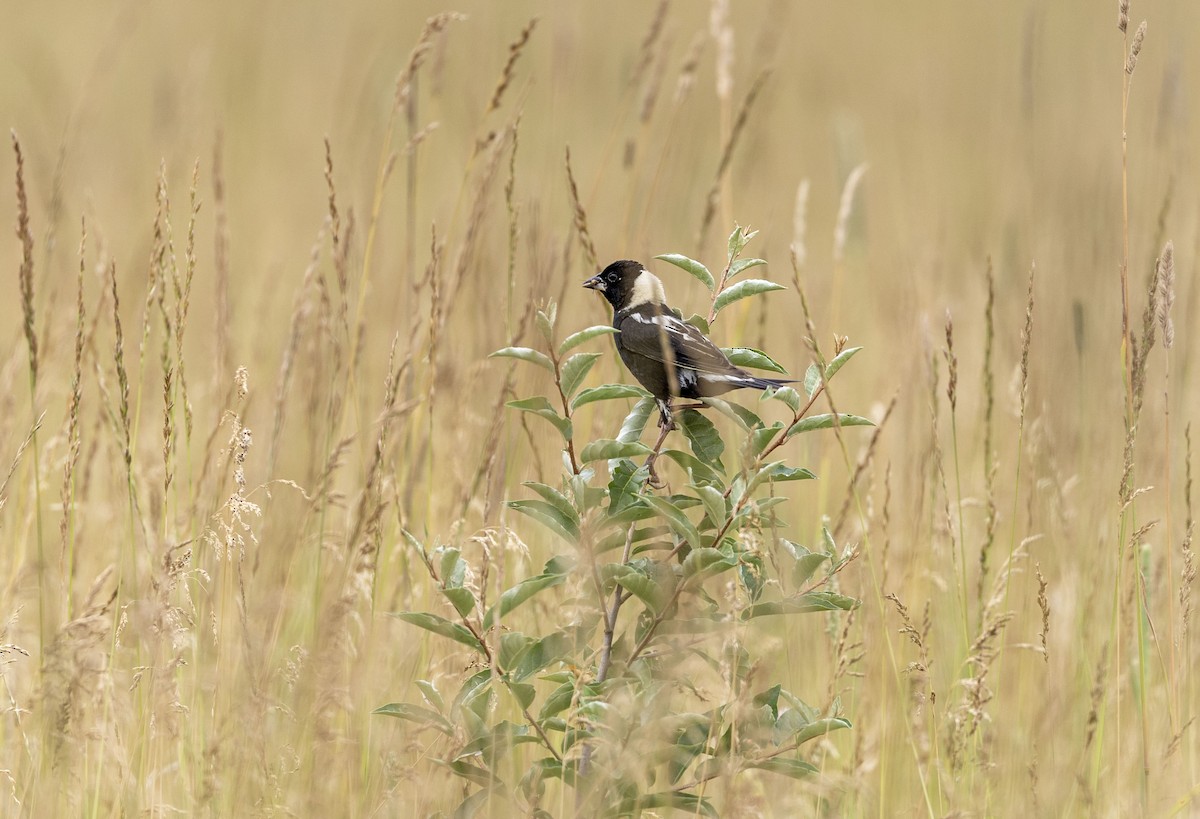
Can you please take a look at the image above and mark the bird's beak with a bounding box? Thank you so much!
[582,275,605,292]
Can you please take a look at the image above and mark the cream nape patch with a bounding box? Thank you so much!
[628,270,667,306]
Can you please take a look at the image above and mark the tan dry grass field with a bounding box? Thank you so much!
[1,1,1199,816]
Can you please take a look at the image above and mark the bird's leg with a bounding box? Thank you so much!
[645,399,674,488]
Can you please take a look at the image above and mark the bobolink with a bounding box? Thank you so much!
[583,259,792,432]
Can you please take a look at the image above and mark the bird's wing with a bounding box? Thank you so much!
[618,308,740,375]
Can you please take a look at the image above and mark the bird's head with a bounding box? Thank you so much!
[583,260,666,310]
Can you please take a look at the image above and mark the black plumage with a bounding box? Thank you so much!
[583,260,791,429]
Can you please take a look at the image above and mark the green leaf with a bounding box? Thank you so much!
[559,324,619,355]
[490,346,554,373]
[765,464,817,482]
[373,702,455,734]
[661,449,724,488]
[607,459,649,515]
[415,679,445,713]
[483,572,568,630]
[512,631,572,681]
[390,611,482,653]
[824,346,862,381]
[682,547,737,584]
[613,568,670,613]
[439,548,467,588]
[786,542,830,587]
[722,346,788,374]
[677,409,724,471]
[684,313,710,334]
[803,364,822,398]
[572,383,650,410]
[748,423,784,459]
[507,499,580,542]
[540,681,577,720]
[700,397,760,431]
[729,257,767,278]
[442,587,476,618]
[767,385,801,412]
[535,308,555,345]
[654,253,715,291]
[521,482,580,530]
[712,279,785,316]
[643,495,702,552]
[727,224,759,259]
[637,791,718,818]
[745,757,819,779]
[617,397,657,444]
[499,633,533,670]
[580,439,652,463]
[793,717,852,745]
[506,397,572,440]
[741,592,859,619]
[507,681,536,710]
[560,352,601,398]
[694,485,727,527]
[786,413,874,438]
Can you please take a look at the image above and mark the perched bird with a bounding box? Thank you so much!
[583,259,792,432]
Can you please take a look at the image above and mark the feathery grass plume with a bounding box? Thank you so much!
[487,17,537,115]
[1182,425,1194,638]
[268,222,326,478]
[630,0,669,89]
[444,124,508,309]
[638,31,671,126]
[395,12,464,112]
[1018,262,1036,424]
[944,311,958,413]
[1118,0,1129,32]
[0,413,46,514]
[174,161,200,444]
[564,146,598,271]
[697,70,769,246]
[1125,21,1147,75]
[40,566,116,763]
[881,462,893,592]
[13,133,37,388]
[504,118,520,334]
[212,132,232,380]
[791,179,810,269]
[709,0,733,102]
[1129,257,1160,424]
[980,260,998,607]
[833,163,869,265]
[109,261,132,478]
[60,219,87,591]
[1156,240,1175,348]
[833,394,897,540]
[1036,561,1050,662]
[674,32,705,103]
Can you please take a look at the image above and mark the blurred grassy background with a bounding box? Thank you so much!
[1,0,1198,815]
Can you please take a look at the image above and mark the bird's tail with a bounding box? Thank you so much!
[741,375,795,391]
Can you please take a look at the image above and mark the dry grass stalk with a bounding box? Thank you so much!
[697,70,770,246]
[1156,241,1175,348]
[487,17,538,115]
[0,414,46,514]
[833,393,896,540]
[1181,425,1195,638]
[944,311,958,413]
[109,261,133,477]
[213,132,232,380]
[709,0,733,102]
[1125,21,1147,75]
[564,146,598,272]
[173,161,200,444]
[790,179,810,270]
[631,0,669,90]
[40,566,116,762]
[980,260,997,605]
[674,32,705,103]
[833,163,869,265]
[59,219,87,588]
[13,132,37,388]
[1118,0,1129,32]
[1036,561,1050,662]
[268,222,326,478]
[394,13,465,112]
[1019,262,1036,425]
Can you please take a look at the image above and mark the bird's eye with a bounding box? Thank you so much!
[606,273,617,283]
